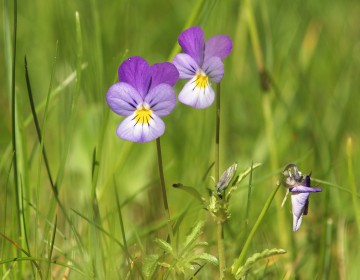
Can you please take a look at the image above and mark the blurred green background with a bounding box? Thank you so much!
[1,0,360,278]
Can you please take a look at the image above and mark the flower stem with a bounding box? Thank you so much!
[215,83,221,182]
[215,83,226,278]
[217,221,226,278]
[156,138,173,240]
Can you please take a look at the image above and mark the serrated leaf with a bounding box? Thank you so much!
[143,254,159,278]
[232,248,286,279]
[190,252,218,266]
[154,238,173,255]
[183,220,204,249]
[183,241,209,258]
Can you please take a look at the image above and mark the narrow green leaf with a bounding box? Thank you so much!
[173,183,206,205]
[45,215,57,280]
[235,163,262,185]
[226,163,262,202]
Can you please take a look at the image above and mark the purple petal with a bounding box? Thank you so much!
[178,75,215,109]
[178,26,205,66]
[173,53,199,79]
[116,113,165,143]
[145,84,176,117]
[290,185,322,193]
[291,193,309,231]
[106,82,142,116]
[202,57,224,83]
[204,35,233,61]
[118,56,151,99]
[150,62,179,89]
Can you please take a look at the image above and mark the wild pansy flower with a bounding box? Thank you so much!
[282,164,322,231]
[106,56,179,143]
[173,26,232,109]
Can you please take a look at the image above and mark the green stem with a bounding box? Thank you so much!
[10,0,21,241]
[215,83,226,278]
[156,138,173,240]
[217,221,226,279]
[215,83,221,183]
[232,183,281,274]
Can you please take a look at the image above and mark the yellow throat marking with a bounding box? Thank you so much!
[194,72,209,89]
[135,104,152,124]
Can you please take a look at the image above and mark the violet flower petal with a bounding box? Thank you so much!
[106,82,143,116]
[116,113,165,143]
[150,62,179,89]
[204,34,233,61]
[178,26,205,66]
[118,56,151,99]
[291,175,322,193]
[202,56,224,83]
[178,76,215,109]
[290,185,322,193]
[172,53,199,79]
[144,84,177,117]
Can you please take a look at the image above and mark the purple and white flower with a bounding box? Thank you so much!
[173,26,232,109]
[289,175,322,231]
[106,56,179,143]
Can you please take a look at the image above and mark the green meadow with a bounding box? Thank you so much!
[1,0,360,278]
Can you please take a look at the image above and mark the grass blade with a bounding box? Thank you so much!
[0,231,43,279]
[45,215,57,280]
[113,179,136,279]
[10,0,21,245]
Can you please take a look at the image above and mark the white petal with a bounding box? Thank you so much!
[116,113,165,143]
[291,193,309,231]
[293,212,303,232]
[178,75,215,109]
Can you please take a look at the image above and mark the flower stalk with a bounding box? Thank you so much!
[156,138,174,241]
[215,83,226,278]
[156,138,170,219]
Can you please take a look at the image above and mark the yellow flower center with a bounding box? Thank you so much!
[194,72,209,89]
[135,104,152,124]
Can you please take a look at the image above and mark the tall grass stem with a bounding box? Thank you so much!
[10,0,20,241]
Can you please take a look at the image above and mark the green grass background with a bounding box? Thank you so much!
[1,0,360,278]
